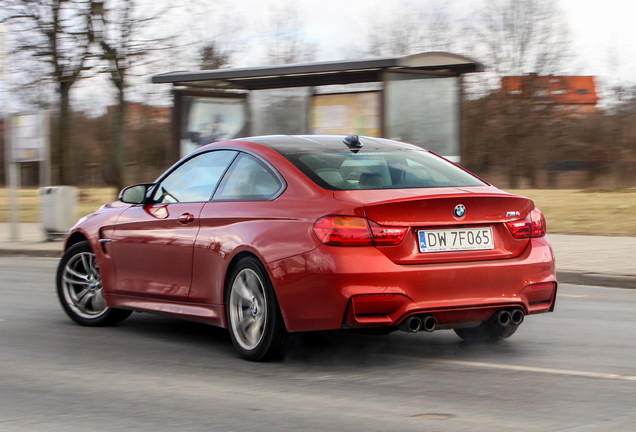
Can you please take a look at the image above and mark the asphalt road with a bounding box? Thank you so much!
[1,257,635,432]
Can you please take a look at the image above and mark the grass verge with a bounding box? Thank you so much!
[508,189,636,236]
[0,188,118,224]
[1,187,635,236]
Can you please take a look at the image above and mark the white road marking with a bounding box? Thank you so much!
[433,359,636,382]
[559,294,588,298]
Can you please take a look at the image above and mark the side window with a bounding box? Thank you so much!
[214,153,283,201]
[153,150,237,203]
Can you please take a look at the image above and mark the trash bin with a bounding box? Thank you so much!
[40,186,78,240]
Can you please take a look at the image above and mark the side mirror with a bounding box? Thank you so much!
[119,183,154,204]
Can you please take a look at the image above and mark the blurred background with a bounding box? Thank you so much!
[2,4,634,429]
[1,0,635,191]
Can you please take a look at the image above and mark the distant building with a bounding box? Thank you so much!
[501,75,598,114]
[106,102,171,129]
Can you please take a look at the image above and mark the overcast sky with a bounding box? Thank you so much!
[224,0,636,80]
[2,0,636,113]
[567,0,636,87]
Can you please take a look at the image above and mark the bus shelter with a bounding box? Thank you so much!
[152,52,483,161]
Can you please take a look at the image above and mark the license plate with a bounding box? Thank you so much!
[418,227,494,253]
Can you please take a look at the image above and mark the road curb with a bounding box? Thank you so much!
[557,271,636,289]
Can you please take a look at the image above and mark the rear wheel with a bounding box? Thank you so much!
[454,321,518,342]
[57,241,132,326]
[226,257,285,361]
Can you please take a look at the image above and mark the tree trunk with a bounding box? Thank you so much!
[113,84,126,191]
[507,154,520,189]
[58,82,73,185]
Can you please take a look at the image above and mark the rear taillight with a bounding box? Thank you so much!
[314,216,407,246]
[314,216,372,245]
[506,219,532,238]
[369,222,408,245]
[506,209,546,239]
[530,208,546,237]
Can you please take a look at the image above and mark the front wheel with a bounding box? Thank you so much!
[226,257,285,361]
[56,241,132,326]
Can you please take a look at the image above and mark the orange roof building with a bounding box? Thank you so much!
[501,75,598,113]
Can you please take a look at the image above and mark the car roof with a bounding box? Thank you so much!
[235,135,424,155]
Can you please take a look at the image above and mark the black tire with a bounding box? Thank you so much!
[454,321,519,342]
[225,256,286,361]
[56,241,132,326]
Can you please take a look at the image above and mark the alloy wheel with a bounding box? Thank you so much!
[229,268,268,351]
[61,251,108,320]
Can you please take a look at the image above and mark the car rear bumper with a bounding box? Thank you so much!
[269,237,556,332]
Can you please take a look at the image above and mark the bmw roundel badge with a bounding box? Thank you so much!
[454,204,466,218]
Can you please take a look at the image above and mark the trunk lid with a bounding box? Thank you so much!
[334,187,534,264]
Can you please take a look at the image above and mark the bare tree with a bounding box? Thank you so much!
[2,0,98,184]
[180,0,242,70]
[263,2,316,65]
[475,0,571,77]
[604,85,636,187]
[200,42,231,70]
[92,0,173,190]
[465,0,573,188]
[362,1,454,58]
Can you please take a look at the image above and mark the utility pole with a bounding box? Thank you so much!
[1,23,20,241]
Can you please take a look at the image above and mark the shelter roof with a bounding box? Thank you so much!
[152,52,484,91]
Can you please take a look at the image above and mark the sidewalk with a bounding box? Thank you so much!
[0,223,64,258]
[0,223,635,288]
[548,234,636,289]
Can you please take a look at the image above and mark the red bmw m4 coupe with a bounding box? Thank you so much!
[57,135,557,360]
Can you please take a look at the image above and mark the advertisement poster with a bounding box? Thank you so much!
[180,96,247,157]
[310,92,380,137]
[8,111,49,162]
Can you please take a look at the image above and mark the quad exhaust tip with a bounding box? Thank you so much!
[510,309,524,325]
[401,316,422,333]
[493,310,512,327]
[399,309,522,334]
[493,308,525,327]
[422,315,438,332]
[400,315,438,333]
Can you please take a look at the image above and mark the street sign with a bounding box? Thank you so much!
[9,111,50,162]
[4,110,52,241]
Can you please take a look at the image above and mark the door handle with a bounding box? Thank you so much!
[177,213,195,224]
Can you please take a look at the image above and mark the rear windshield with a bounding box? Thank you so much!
[285,150,487,190]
